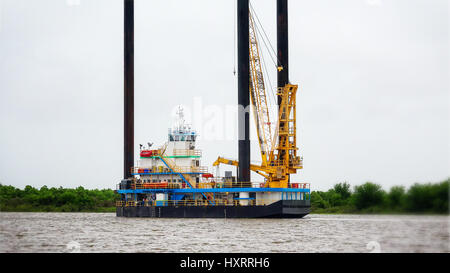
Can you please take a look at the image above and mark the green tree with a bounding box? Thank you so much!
[387,186,405,210]
[334,182,351,200]
[311,191,330,209]
[352,182,385,210]
[405,180,449,213]
[325,190,345,207]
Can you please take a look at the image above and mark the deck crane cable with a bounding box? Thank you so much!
[249,2,282,69]
[250,12,277,150]
[248,2,280,106]
[259,36,276,108]
[252,16,278,107]
[249,2,277,65]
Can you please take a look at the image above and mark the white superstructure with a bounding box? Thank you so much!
[136,106,206,185]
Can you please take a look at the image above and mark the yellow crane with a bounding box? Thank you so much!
[213,10,302,188]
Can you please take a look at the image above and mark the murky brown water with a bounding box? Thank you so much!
[0,213,448,253]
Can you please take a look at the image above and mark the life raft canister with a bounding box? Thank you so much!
[140,150,153,157]
[202,173,214,179]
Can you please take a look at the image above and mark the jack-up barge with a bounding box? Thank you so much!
[117,0,311,218]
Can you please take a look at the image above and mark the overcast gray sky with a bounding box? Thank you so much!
[0,0,449,191]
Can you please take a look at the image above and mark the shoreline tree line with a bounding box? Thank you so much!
[0,179,448,214]
[310,179,449,214]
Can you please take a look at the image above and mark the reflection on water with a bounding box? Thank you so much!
[0,213,448,253]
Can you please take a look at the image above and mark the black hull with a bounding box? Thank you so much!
[116,200,310,218]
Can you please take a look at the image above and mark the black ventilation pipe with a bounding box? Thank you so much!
[124,0,134,179]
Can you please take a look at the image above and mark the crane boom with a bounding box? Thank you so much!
[213,157,270,180]
[213,10,303,188]
[249,11,272,167]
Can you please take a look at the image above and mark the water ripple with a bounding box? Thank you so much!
[0,213,448,253]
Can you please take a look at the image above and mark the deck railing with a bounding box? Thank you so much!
[119,182,310,190]
[131,166,208,175]
[116,197,308,208]
[173,149,202,157]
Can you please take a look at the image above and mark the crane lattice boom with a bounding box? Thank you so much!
[214,10,303,188]
[249,12,272,167]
